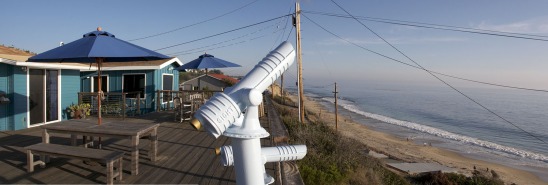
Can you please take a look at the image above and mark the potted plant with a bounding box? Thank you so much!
[67,103,91,119]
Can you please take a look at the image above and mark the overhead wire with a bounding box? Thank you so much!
[299,16,548,93]
[286,25,294,41]
[166,23,278,56]
[329,0,547,145]
[174,31,280,56]
[270,5,293,51]
[154,14,291,51]
[128,0,260,41]
[303,10,548,42]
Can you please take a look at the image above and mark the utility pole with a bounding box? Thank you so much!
[295,2,305,123]
[333,82,338,131]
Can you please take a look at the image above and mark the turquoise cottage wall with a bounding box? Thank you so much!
[79,61,180,114]
[81,70,156,113]
[12,66,27,130]
[0,63,13,130]
[155,63,180,110]
[61,69,80,120]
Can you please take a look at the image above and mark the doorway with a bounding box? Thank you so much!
[29,69,59,125]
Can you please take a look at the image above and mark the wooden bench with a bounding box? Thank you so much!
[26,143,124,185]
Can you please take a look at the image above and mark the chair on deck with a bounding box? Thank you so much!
[125,98,137,117]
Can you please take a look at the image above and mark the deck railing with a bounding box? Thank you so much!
[155,90,221,112]
[78,92,143,119]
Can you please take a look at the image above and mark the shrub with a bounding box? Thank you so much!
[275,102,408,185]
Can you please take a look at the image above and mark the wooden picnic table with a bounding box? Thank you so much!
[41,119,159,175]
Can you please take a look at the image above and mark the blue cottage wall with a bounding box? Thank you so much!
[61,69,80,120]
[12,66,27,130]
[155,63,179,110]
[0,63,13,130]
[0,64,80,131]
[81,70,156,113]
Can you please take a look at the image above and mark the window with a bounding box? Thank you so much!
[162,74,173,103]
[92,75,108,92]
[123,74,145,98]
[162,74,173,91]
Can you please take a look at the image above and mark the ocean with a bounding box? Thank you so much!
[285,82,548,181]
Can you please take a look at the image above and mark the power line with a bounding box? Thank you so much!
[128,0,260,41]
[173,27,284,56]
[302,14,548,93]
[154,14,291,51]
[329,0,547,145]
[166,23,278,56]
[174,31,279,57]
[303,10,548,42]
[270,5,293,51]
[286,24,294,41]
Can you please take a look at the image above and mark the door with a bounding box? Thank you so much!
[29,69,44,125]
[29,69,59,125]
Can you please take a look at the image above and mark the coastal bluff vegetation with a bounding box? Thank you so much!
[270,94,506,185]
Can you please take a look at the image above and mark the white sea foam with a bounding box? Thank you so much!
[322,97,548,163]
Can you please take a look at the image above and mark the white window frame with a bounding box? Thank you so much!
[90,74,109,92]
[122,73,146,99]
[161,73,174,104]
[26,69,62,128]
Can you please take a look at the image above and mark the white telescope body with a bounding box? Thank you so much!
[192,41,296,138]
[220,145,307,167]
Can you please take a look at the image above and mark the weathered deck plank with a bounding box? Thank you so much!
[0,111,276,184]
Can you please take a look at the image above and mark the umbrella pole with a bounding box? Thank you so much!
[97,58,103,149]
[97,58,103,125]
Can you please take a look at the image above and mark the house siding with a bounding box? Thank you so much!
[12,66,27,130]
[61,69,80,120]
[80,62,180,112]
[0,63,13,130]
[81,70,156,113]
[155,63,179,110]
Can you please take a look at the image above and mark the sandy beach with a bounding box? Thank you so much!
[272,85,546,185]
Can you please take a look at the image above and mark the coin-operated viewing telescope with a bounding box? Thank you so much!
[189,42,307,185]
[191,41,296,138]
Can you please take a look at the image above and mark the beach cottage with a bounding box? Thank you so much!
[0,45,182,131]
[79,57,182,114]
[0,45,86,131]
[179,73,238,91]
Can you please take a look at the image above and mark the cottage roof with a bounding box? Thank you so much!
[208,74,239,84]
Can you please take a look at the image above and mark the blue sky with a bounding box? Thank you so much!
[3,0,548,90]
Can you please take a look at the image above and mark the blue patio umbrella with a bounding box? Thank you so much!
[29,27,170,126]
[175,53,240,73]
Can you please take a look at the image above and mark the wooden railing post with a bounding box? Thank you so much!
[167,90,171,111]
[137,93,141,115]
[78,92,82,104]
[156,90,161,112]
[122,93,126,120]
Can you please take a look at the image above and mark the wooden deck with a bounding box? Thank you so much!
[0,111,276,184]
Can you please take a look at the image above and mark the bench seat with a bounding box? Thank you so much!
[26,143,124,185]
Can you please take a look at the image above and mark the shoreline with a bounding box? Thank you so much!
[274,85,545,185]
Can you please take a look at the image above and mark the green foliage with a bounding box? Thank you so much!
[221,78,235,86]
[271,95,296,107]
[67,103,91,118]
[275,103,409,185]
[409,171,504,185]
[179,71,202,82]
[210,69,223,74]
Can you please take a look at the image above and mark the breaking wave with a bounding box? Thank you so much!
[322,97,548,163]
